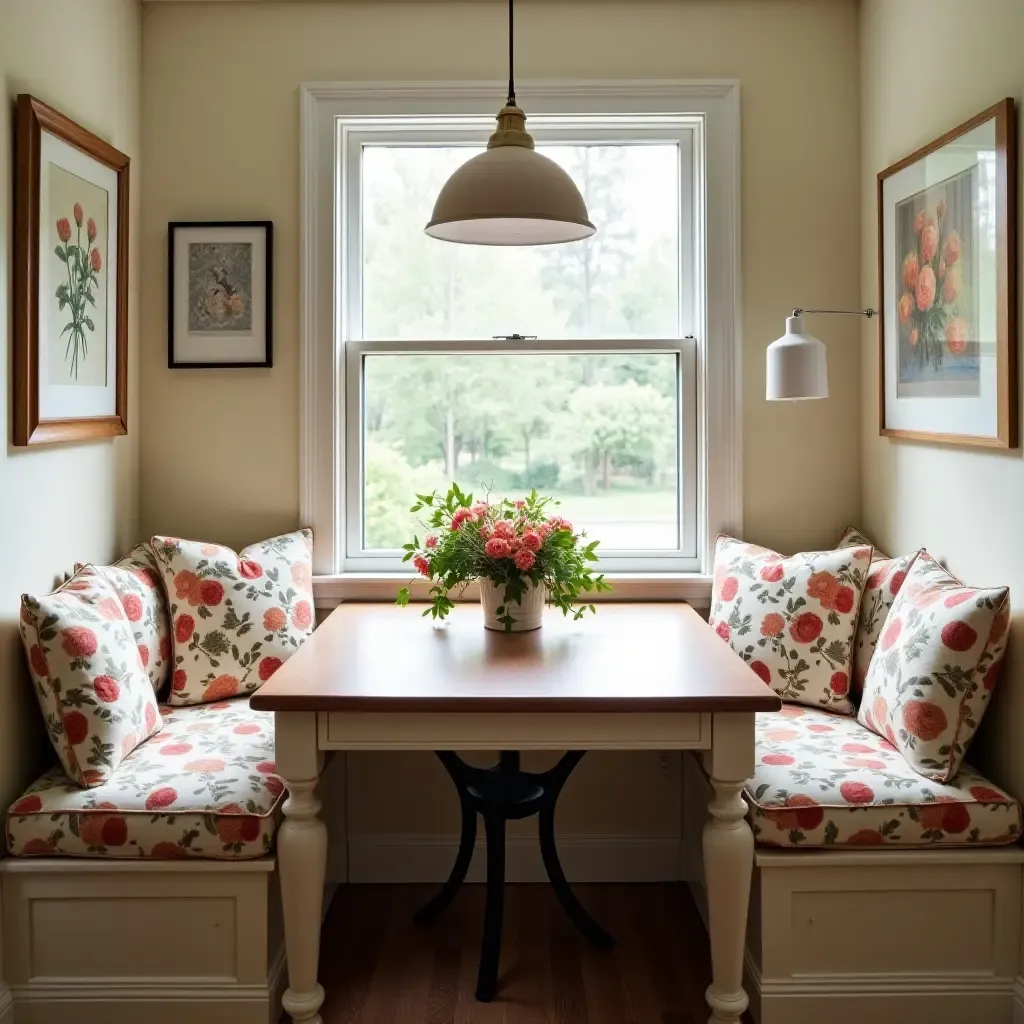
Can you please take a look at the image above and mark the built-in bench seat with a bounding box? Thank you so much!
[687,528,1024,1023]
[748,705,1022,848]
[1,697,287,1024]
[5,698,283,860]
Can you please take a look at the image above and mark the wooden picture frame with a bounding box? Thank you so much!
[13,95,130,445]
[167,221,273,369]
[877,98,1017,448]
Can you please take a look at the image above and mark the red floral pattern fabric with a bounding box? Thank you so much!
[5,699,282,859]
[857,552,1010,782]
[76,544,172,698]
[838,525,887,560]
[20,570,163,789]
[709,536,872,714]
[749,706,1021,848]
[151,530,314,706]
[837,527,921,699]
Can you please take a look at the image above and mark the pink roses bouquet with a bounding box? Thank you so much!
[397,484,610,631]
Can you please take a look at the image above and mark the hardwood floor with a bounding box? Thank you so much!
[315,883,748,1023]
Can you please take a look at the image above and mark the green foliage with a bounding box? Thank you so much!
[365,440,445,548]
[560,381,673,492]
[396,484,611,631]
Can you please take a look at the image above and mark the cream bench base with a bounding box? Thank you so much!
[743,847,1024,1024]
[0,857,284,1024]
[683,756,1024,1024]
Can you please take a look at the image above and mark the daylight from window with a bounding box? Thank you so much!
[358,143,684,554]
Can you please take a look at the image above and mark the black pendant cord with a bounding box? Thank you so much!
[507,0,516,106]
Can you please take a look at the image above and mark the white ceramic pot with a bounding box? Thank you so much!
[479,578,546,632]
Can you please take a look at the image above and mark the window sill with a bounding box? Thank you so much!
[312,573,713,609]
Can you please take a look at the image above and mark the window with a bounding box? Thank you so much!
[302,83,740,597]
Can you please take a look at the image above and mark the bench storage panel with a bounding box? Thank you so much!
[746,847,1024,1024]
[685,751,1024,1024]
[0,858,284,1024]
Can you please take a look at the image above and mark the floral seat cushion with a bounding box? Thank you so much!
[748,705,1021,848]
[6,698,283,859]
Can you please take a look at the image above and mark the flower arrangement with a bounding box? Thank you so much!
[898,197,970,370]
[396,484,611,631]
[54,202,103,380]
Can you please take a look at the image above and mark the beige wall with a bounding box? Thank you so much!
[140,0,860,841]
[860,0,1024,798]
[0,0,142,810]
[139,0,862,554]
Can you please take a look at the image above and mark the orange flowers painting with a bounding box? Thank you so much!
[894,167,979,394]
[879,99,1016,446]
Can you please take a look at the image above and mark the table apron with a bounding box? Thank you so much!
[317,711,712,750]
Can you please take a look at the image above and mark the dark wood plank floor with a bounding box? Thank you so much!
[315,883,747,1024]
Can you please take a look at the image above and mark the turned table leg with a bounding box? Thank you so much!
[702,713,755,1024]
[277,712,328,1024]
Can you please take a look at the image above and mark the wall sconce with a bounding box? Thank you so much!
[766,308,877,400]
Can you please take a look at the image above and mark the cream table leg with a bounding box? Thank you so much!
[276,712,327,1024]
[702,712,756,1024]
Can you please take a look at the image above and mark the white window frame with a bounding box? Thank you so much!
[300,80,742,607]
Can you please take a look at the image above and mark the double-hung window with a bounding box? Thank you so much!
[302,83,740,599]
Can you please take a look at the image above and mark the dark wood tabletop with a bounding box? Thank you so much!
[250,603,780,714]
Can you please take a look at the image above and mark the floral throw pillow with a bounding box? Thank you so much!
[76,544,172,698]
[709,535,872,715]
[837,527,921,698]
[838,525,888,560]
[152,530,314,706]
[20,569,163,788]
[858,552,1010,782]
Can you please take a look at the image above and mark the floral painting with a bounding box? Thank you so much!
[47,164,108,387]
[187,242,253,333]
[894,167,979,397]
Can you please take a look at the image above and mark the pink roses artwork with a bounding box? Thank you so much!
[895,168,979,395]
[53,195,105,381]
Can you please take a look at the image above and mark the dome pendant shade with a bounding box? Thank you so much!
[425,105,596,246]
[766,315,828,400]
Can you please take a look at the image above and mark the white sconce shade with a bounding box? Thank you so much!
[766,315,828,401]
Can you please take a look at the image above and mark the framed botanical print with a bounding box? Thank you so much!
[13,95,129,446]
[878,98,1017,448]
[168,221,273,368]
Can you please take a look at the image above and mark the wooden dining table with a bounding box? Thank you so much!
[250,601,780,1024]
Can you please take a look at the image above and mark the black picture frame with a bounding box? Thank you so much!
[167,220,273,369]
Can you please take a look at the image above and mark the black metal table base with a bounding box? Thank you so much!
[414,750,615,1002]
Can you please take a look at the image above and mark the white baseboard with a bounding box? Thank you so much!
[347,833,685,883]
[8,978,280,1024]
[752,977,1015,1024]
[1013,975,1024,1024]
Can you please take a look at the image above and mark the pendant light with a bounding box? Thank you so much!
[424,0,596,246]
